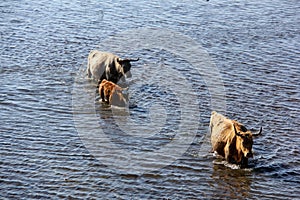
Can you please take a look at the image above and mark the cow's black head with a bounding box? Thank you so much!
[233,123,262,159]
[117,58,139,80]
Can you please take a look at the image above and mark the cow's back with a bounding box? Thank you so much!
[87,50,118,81]
[210,111,233,152]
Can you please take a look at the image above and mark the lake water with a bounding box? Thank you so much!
[1,0,299,199]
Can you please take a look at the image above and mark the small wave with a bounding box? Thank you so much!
[213,160,242,170]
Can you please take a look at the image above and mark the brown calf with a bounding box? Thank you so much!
[99,79,129,107]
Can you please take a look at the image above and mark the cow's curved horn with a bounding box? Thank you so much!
[233,124,240,136]
[118,58,139,62]
[253,127,262,137]
[233,124,243,137]
[128,58,139,62]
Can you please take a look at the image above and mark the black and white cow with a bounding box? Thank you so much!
[87,50,139,84]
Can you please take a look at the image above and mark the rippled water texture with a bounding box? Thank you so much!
[1,0,299,199]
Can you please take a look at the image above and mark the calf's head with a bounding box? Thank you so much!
[233,123,262,158]
[110,87,129,107]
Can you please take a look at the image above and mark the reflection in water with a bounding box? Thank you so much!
[211,164,252,199]
[94,82,181,152]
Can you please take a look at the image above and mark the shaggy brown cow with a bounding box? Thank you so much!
[210,111,262,167]
[87,50,139,84]
[99,79,129,107]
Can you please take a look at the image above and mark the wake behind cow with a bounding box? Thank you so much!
[210,111,262,168]
[87,50,139,84]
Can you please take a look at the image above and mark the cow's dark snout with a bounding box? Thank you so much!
[246,152,253,158]
[125,71,132,78]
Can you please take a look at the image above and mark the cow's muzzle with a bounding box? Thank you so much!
[245,152,253,158]
[125,71,132,78]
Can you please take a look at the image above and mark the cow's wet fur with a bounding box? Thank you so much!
[210,111,262,168]
[87,50,138,84]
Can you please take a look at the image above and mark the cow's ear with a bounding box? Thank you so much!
[235,132,244,138]
[117,58,122,63]
[123,87,129,91]
[117,58,127,64]
[122,88,129,95]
